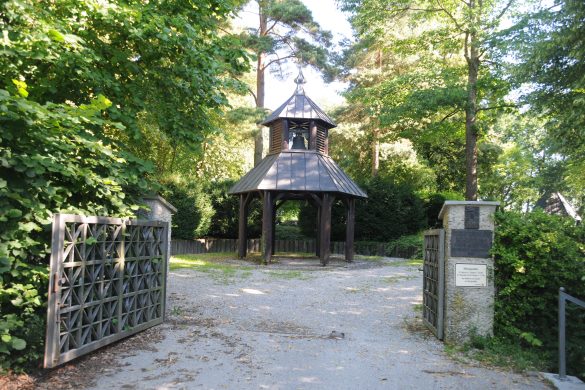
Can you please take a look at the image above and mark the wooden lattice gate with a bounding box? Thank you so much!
[422,229,445,340]
[44,214,169,368]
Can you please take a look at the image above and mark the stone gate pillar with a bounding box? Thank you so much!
[438,201,499,343]
[140,195,177,269]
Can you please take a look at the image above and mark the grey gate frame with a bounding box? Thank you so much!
[44,214,169,369]
[422,229,445,340]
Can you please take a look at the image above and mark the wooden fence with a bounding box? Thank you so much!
[171,238,419,259]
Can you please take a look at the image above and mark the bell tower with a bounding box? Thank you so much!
[230,67,366,265]
[264,67,333,156]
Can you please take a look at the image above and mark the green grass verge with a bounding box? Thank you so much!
[354,254,385,262]
[263,270,313,280]
[170,253,254,283]
[446,335,550,373]
[386,258,423,267]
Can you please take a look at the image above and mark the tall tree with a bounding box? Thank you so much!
[1,0,250,172]
[239,0,334,165]
[509,0,585,206]
[340,0,515,200]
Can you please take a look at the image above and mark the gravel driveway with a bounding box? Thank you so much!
[77,256,548,390]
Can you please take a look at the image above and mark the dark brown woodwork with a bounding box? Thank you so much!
[319,194,334,265]
[238,194,249,258]
[309,120,317,150]
[345,198,355,262]
[282,120,289,151]
[271,202,277,254]
[262,191,273,263]
[315,205,321,257]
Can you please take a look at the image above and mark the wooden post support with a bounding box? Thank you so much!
[271,201,277,255]
[238,194,250,258]
[345,198,355,263]
[315,205,321,257]
[320,194,333,265]
[262,191,273,264]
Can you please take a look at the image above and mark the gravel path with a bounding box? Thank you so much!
[81,257,549,390]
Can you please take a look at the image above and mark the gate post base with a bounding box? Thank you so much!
[438,201,499,344]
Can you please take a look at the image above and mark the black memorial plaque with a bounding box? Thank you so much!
[451,229,492,258]
[464,206,480,229]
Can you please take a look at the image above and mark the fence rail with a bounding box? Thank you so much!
[170,238,419,259]
[558,287,585,380]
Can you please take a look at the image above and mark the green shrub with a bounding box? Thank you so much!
[275,224,310,240]
[493,210,585,377]
[0,90,151,371]
[386,233,423,258]
[161,180,214,239]
[298,177,426,242]
[205,180,262,239]
[423,191,464,228]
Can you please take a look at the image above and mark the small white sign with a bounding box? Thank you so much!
[455,264,487,287]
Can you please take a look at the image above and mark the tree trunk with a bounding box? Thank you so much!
[254,7,267,167]
[372,129,380,177]
[465,30,480,201]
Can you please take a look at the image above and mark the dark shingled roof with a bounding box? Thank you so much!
[228,152,367,198]
[260,91,336,128]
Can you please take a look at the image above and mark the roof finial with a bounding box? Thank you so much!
[294,60,306,94]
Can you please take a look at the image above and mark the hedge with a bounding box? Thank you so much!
[493,210,585,377]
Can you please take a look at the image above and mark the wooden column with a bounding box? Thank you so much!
[345,198,355,263]
[271,201,277,255]
[262,191,273,264]
[315,205,321,257]
[238,194,249,258]
[319,194,334,266]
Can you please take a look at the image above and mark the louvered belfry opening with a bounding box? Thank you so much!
[229,67,367,265]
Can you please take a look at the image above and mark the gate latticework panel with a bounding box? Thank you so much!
[422,229,445,340]
[45,214,168,368]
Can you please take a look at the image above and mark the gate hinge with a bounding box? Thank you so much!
[53,273,64,293]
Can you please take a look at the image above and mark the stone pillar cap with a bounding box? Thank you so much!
[438,200,500,220]
[143,194,178,213]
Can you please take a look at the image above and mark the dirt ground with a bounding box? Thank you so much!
[16,256,551,389]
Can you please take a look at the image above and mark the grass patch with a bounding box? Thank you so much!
[383,275,416,283]
[412,303,423,312]
[273,252,318,258]
[355,254,384,262]
[386,258,423,267]
[170,253,253,283]
[446,335,550,373]
[264,270,312,280]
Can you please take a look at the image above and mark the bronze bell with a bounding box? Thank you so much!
[291,132,306,150]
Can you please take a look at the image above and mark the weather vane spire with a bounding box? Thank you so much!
[294,60,306,94]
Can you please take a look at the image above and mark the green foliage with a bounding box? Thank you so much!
[205,181,262,239]
[510,0,585,195]
[160,180,214,240]
[1,0,250,149]
[423,191,464,228]
[450,334,549,373]
[355,177,426,242]
[275,224,309,240]
[298,176,426,242]
[241,0,335,81]
[385,233,423,259]
[493,210,585,377]
[0,88,151,371]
